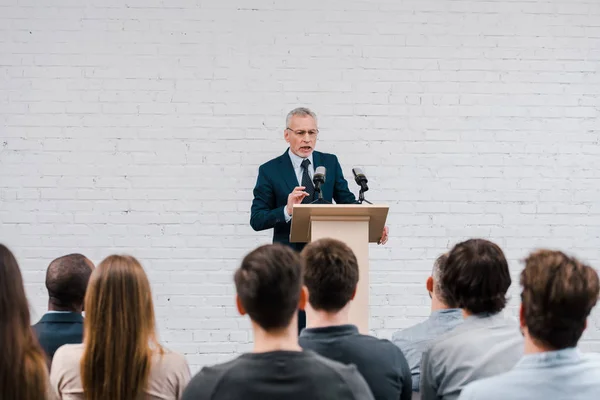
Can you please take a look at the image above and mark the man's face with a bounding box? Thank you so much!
[284,115,318,158]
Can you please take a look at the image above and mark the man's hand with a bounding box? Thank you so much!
[378,226,389,245]
[286,186,310,215]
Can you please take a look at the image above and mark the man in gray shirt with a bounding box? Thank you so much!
[299,238,412,400]
[420,239,523,400]
[392,253,463,392]
[459,250,600,400]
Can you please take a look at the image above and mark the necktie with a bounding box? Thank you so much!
[301,159,315,203]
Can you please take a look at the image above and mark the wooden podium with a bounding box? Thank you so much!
[290,204,389,333]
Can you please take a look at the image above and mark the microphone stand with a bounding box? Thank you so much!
[310,186,331,204]
[358,188,372,204]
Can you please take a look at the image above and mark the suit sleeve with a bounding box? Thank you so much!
[250,165,287,231]
[420,347,441,400]
[332,155,357,204]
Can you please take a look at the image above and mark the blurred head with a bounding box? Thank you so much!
[0,244,49,400]
[520,250,600,350]
[235,244,306,332]
[427,253,452,307]
[442,239,512,315]
[301,238,358,312]
[46,253,94,312]
[284,107,319,158]
[81,255,161,400]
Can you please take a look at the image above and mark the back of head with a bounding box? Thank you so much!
[432,253,451,305]
[46,253,94,312]
[0,244,49,400]
[301,238,358,312]
[521,250,600,349]
[442,238,511,314]
[82,255,160,400]
[235,244,302,331]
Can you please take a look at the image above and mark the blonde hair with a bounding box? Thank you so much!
[80,255,162,400]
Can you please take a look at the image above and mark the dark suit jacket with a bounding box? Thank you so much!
[250,149,357,251]
[33,312,84,363]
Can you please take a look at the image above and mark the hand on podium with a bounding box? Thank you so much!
[378,226,389,245]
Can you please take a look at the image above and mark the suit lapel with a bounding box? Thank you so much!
[279,149,300,193]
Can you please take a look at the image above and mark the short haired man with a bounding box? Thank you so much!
[299,238,412,400]
[459,250,600,400]
[249,107,389,333]
[392,253,463,392]
[420,239,523,400]
[33,254,94,362]
[182,244,374,400]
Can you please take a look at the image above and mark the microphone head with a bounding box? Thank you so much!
[314,166,326,183]
[352,167,368,184]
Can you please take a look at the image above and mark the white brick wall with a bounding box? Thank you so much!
[1,0,599,371]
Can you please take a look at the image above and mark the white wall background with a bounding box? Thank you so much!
[1,0,599,371]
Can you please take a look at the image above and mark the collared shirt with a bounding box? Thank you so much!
[300,324,412,400]
[392,309,464,391]
[459,348,600,400]
[283,149,314,222]
[420,311,523,400]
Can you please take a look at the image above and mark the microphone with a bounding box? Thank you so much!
[313,166,326,195]
[352,167,369,192]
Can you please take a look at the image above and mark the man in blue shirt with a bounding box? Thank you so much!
[392,253,463,392]
[459,249,600,400]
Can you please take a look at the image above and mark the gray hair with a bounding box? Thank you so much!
[432,253,451,305]
[286,107,318,128]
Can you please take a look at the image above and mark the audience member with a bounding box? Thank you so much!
[392,253,463,392]
[50,255,190,400]
[0,244,56,400]
[182,243,374,400]
[459,249,600,400]
[33,254,94,363]
[420,239,523,400]
[299,238,412,400]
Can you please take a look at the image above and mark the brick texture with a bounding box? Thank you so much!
[1,0,599,371]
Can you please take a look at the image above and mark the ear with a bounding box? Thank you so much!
[236,295,246,317]
[426,276,434,293]
[298,286,308,311]
[284,129,290,143]
[350,286,357,301]
[519,303,526,329]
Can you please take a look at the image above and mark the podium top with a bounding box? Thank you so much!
[290,204,389,244]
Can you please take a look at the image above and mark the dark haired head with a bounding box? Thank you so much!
[46,253,94,312]
[521,250,599,350]
[234,244,304,331]
[442,239,511,314]
[301,238,358,312]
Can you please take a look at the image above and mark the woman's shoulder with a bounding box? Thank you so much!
[52,343,85,366]
[152,347,189,371]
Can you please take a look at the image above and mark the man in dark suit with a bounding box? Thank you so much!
[33,253,94,364]
[250,107,388,331]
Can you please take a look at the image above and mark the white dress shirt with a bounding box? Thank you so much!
[283,149,314,222]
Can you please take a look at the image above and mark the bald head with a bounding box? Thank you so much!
[46,254,94,312]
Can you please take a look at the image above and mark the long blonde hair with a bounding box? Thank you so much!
[0,244,49,400]
[80,255,162,400]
